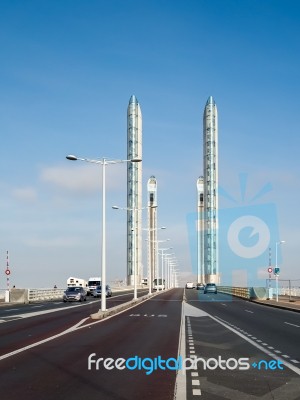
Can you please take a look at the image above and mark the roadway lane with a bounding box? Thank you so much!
[0,289,147,318]
[186,290,300,362]
[0,289,148,357]
[0,288,183,400]
[182,289,300,399]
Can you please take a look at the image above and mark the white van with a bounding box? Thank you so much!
[153,278,165,290]
[87,277,101,295]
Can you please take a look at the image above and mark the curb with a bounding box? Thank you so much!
[250,299,300,313]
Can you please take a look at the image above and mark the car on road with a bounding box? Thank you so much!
[63,286,87,302]
[92,285,112,298]
[204,283,217,294]
[185,282,195,289]
[196,283,205,290]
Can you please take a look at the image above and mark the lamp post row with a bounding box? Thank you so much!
[66,154,177,310]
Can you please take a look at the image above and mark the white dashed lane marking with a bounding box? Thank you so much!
[187,316,202,396]
[213,315,300,369]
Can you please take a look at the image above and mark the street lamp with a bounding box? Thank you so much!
[173,269,180,288]
[275,240,285,302]
[148,239,170,291]
[143,226,166,294]
[162,253,174,290]
[167,259,178,288]
[158,247,172,291]
[165,255,176,289]
[66,154,141,312]
[112,205,144,300]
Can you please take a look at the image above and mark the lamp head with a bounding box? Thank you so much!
[66,155,78,161]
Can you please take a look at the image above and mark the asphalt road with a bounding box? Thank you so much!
[0,288,183,400]
[2,288,300,400]
[182,289,300,399]
[0,289,148,357]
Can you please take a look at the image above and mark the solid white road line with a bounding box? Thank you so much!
[284,322,300,328]
[0,317,89,361]
[212,315,300,377]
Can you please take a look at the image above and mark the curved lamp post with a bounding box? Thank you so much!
[66,155,141,311]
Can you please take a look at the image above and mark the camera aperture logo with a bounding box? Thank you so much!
[227,215,270,259]
[187,174,281,285]
[88,354,284,375]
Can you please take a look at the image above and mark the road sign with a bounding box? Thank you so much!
[274,267,280,275]
[5,269,11,275]
[268,267,273,273]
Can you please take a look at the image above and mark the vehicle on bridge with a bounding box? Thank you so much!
[185,282,195,289]
[63,286,87,302]
[67,277,88,290]
[92,285,112,298]
[196,283,205,290]
[87,277,101,295]
[204,283,217,294]
[153,278,165,290]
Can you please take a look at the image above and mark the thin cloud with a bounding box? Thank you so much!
[24,236,82,248]
[40,164,128,193]
[11,187,38,202]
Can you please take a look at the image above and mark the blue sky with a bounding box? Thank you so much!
[1,0,300,288]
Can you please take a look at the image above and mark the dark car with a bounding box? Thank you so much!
[93,285,112,298]
[63,286,87,302]
[196,283,205,290]
[204,283,217,294]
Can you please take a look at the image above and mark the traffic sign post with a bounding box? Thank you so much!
[267,267,273,299]
[5,251,11,302]
[275,240,285,302]
[274,267,280,302]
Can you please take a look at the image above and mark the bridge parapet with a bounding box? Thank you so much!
[218,286,251,299]
[2,288,65,303]
[28,288,65,302]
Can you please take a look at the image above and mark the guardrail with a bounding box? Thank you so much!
[2,286,141,303]
[280,287,300,297]
[218,286,251,299]
[217,286,300,301]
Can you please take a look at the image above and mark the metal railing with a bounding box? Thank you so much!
[2,286,138,303]
[218,286,251,299]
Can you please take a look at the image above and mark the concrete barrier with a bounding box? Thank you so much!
[250,287,268,300]
[28,288,65,302]
[9,289,29,304]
